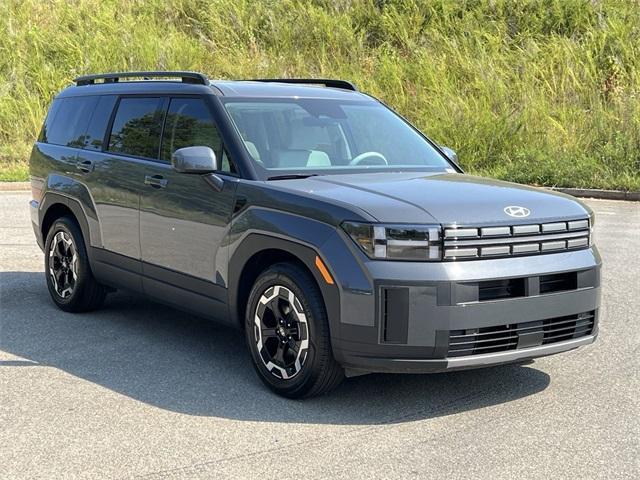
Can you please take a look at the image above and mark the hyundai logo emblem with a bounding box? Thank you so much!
[504,206,531,218]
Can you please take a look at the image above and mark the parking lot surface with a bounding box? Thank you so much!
[1,191,638,479]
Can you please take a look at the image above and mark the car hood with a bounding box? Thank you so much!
[275,172,591,225]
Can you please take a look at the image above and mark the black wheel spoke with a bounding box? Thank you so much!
[274,342,286,365]
[269,298,284,322]
[288,342,299,357]
[56,270,66,289]
[261,327,278,339]
[56,240,66,256]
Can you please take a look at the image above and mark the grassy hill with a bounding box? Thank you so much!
[1,0,638,190]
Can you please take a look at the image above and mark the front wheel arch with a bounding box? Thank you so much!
[228,234,341,333]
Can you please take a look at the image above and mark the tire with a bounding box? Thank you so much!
[245,262,344,398]
[44,216,106,312]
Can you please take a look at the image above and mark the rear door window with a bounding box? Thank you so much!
[107,97,165,159]
[42,96,98,147]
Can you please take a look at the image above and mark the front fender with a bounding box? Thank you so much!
[227,207,339,324]
[227,207,375,363]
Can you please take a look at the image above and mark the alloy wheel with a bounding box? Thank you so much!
[48,230,78,299]
[254,285,309,379]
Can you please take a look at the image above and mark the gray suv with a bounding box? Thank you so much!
[30,71,601,398]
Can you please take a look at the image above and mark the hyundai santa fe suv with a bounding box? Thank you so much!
[29,71,601,398]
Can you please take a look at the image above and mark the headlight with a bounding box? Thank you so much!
[341,222,442,261]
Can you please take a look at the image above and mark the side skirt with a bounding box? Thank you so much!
[90,247,231,326]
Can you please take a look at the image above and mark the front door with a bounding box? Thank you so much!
[138,97,237,320]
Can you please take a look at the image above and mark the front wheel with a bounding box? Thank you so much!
[245,263,344,398]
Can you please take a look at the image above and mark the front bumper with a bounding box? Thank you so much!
[325,237,601,374]
[341,334,596,375]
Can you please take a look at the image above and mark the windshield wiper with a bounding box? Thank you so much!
[267,173,320,181]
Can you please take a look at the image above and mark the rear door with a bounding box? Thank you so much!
[138,96,238,320]
[78,96,166,290]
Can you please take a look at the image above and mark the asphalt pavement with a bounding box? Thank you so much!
[1,191,638,479]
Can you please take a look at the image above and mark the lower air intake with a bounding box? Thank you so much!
[447,311,595,357]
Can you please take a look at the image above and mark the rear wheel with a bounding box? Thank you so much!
[245,262,344,398]
[44,216,106,312]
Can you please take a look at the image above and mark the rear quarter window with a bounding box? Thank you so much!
[40,96,98,147]
[38,99,62,143]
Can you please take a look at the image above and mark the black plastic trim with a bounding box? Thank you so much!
[75,71,209,86]
[249,78,357,91]
[228,233,340,329]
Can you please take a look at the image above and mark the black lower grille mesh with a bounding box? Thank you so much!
[448,311,595,357]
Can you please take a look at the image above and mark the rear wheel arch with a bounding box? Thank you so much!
[42,203,75,239]
[40,194,92,250]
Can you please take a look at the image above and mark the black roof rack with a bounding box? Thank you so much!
[250,78,357,91]
[74,71,209,86]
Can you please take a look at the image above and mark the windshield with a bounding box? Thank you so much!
[222,98,453,177]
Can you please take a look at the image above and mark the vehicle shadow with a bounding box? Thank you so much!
[0,271,551,425]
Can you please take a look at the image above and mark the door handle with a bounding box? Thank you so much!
[144,174,168,189]
[76,159,94,173]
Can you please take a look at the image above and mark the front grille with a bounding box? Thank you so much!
[443,219,590,260]
[447,311,595,357]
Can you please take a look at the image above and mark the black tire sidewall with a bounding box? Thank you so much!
[44,217,91,310]
[245,264,327,397]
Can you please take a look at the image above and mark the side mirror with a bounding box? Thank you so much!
[172,146,217,174]
[440,146,461,169]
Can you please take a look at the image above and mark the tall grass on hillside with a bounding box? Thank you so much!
[1,0,638,190]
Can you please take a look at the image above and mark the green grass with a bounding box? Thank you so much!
[1,0,638,190]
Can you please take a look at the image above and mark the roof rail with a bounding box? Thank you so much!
[74,71,209,86]
[251,78,357,91]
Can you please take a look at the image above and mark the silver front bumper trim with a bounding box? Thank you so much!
[445,334,596,369]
